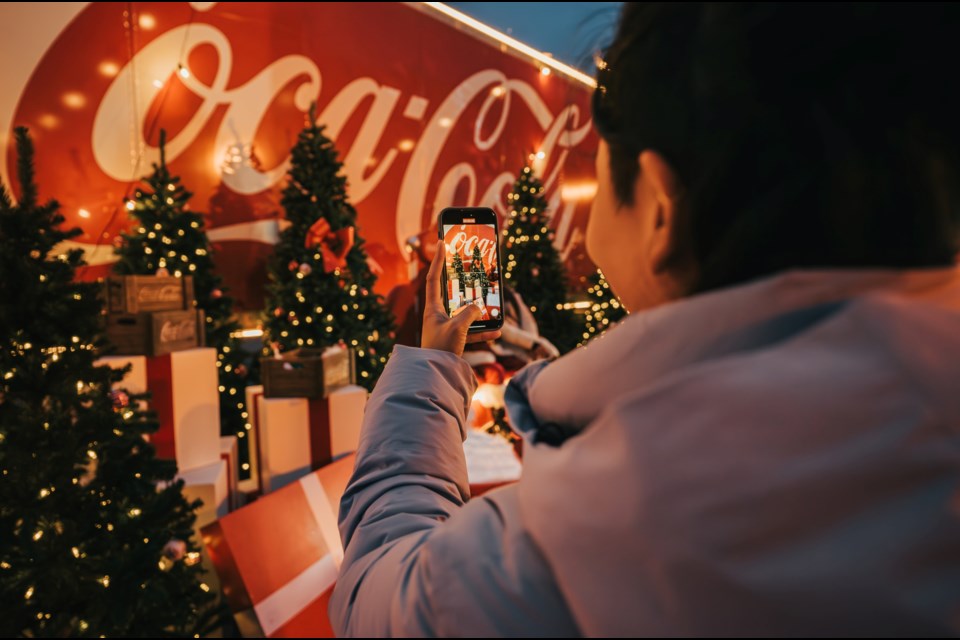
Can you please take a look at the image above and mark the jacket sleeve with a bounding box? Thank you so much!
[329,345,579,637]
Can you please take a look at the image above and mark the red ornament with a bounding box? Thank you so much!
[273,307,284,318]
[109,389,130,410]
[531,266,540,277]
[304,218,355,272]
[112,236,125,249]
[288,260,299,272]
[163,539,187,561]
[234,364,248,378]
[298,263,312,276]
[211,288,223,299]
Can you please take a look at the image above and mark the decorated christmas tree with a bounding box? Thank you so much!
[502,165,581,353]
[451,251,466,296]
[580,269,627,345]
[471,245,490,299]
[112,131,253,477]
[263,106,394,389]
[0,127,220,636]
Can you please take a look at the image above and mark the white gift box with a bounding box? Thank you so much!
[95,354,148,410]
[257,385,367,494]
[241,384,265,496]
[220,435,240,511]
[178,459,229,529]
[98,348,220,473]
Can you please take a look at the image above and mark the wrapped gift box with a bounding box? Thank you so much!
[464,428,522,497]
[178,459,229,529]
[202,454,355,638]
[97,349,220,473]
[220,436,240,511]
[241,385,265,497]
[257,385,366,494]
[147,348,221,472]
[95,354,148,410]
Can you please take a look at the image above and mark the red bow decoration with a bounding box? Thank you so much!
[305,218,355,272]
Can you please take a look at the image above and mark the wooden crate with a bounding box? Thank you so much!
[105,275,195,314]
[261,346,355,399]
[105,309,206,357]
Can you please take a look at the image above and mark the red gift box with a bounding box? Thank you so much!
[202,454,355,637]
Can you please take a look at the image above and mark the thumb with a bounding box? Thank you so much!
[452,300,483,331]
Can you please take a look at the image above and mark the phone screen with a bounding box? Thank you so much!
[440,212,503,331]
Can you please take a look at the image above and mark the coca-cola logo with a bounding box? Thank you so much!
[444,224,498,272]
[4,2,597,308]
[138,284,182,304]
[159,318,195,344]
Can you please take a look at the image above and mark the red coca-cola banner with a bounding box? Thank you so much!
[1,2,598,310]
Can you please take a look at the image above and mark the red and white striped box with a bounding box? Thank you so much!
[220,436,240,511]
[202,454,355,638]
[97,349,220,472]
[256,385,366,494]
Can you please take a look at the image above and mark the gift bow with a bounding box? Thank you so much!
[305,218,355,272]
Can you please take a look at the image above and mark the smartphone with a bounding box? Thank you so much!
[437,207,504,333]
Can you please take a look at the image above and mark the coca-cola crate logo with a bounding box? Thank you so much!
[2,2,598,309]
[159,317,196,344]
[138,284,182,304]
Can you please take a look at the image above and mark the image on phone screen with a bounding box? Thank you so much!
[441,221,501,324]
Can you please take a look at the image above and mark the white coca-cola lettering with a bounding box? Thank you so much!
[138,284,181,303]
[448,229,496,271]
[91,23,592,256]
[159,318,196,343]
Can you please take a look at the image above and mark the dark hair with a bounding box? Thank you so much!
[594,3,960,292]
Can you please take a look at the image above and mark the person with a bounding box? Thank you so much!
[330,3,960,636]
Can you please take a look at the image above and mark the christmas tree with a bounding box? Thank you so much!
[502,165,581,353]
[113,130,252,477]
[263,106,394,389]
[471,245,490,299]
[451,251,466,296]
[580,269,627,345]
[0,127,220,636]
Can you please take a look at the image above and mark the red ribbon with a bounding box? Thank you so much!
[304,218,355,272]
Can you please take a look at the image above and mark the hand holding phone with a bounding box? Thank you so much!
[421,241,502,356]
[437,207,505,333]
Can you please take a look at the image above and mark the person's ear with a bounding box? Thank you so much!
[637,150,682,274]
